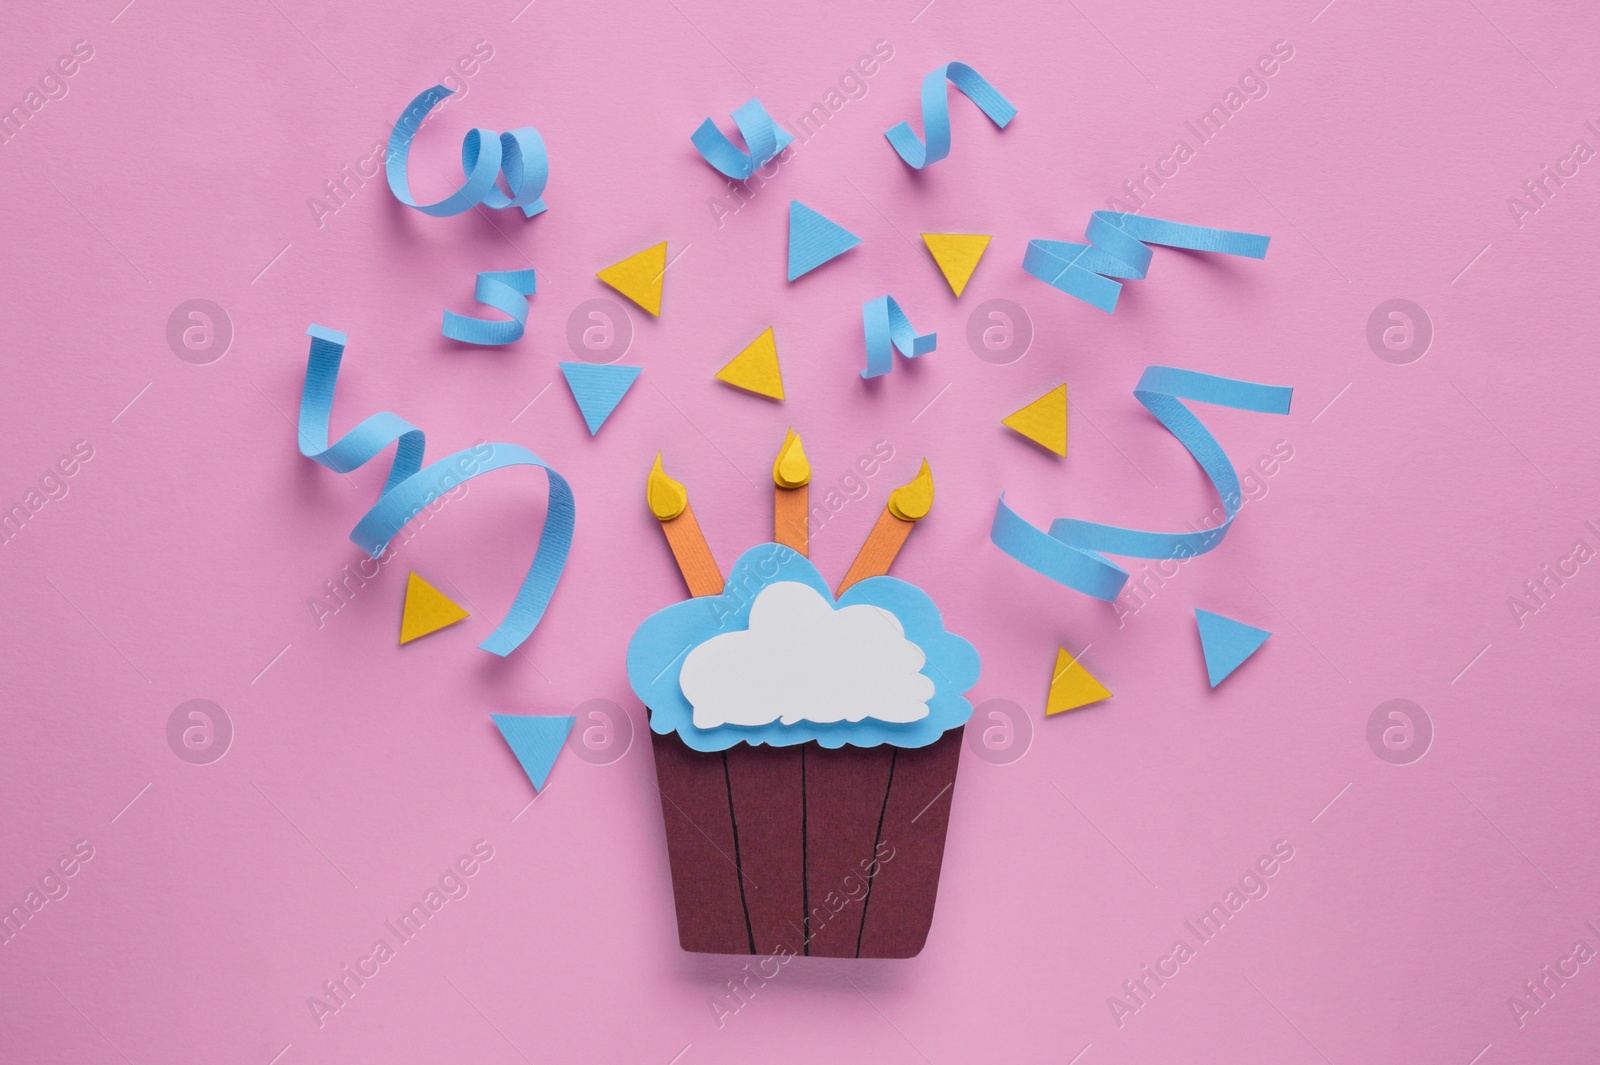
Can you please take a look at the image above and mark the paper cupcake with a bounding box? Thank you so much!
[628,434,980,958]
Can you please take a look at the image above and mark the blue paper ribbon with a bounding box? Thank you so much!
[691,98,795,180]
[990,366,1291,601]
[385,85,549,218]
[861,296,937,379]
[442,269,536,346]
[297,325,574,655]
[884,62,1017,169]
[1023,213,1270,314]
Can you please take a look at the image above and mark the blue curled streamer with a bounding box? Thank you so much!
[297,325,574,655]
[990,366,1292,601]
[442,269,536,346]
[884,62,1018,169]
[385,85,549,218]
[861,296,936,379]
[690,98,795,180]
[1023,213,1270,314]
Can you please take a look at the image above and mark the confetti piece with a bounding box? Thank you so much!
[716,326,784,400]
[1195,609,1271,688]
[597,242,667,317]
[400,572,470,644]
[861,296,936,379]
[885,62,1017,170]
[1023,213,1270,314]
[442,269,536,346]
[1002,384,1067,456]
[691,98,795,180]
[787,201,861,281]
[921,233,991,297]
[385,85,548,218]
[1046,647,1112,715]
[491,713,575,791]
[990,366,1291,600]
[559,362,641,435]
[298,326,574,656]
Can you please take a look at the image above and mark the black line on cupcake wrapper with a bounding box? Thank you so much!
[722,750,758,955]
[800,744,810,957]
[853,747,899,958]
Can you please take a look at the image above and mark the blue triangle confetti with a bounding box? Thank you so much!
[491,713,576,791]
[787,200,862,281]
[559,362,642,435]
[1195,609,1272,688]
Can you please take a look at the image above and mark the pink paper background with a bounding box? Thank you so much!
[3,0,1598,1061]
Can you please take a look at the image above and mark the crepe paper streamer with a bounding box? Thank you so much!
[922,233,991,297]
[1046,647,1111,715]
[629,545,979,752]
[989,366,1292,601]
[400,572,469,644]
[1023,213,1271,314]
[716,326,784,400]
[385,85,549,218]
[1195,609,1271,688]
[1003,384,1068,456]
[861,297,936,379]
[691,98,795,180]
[788,201,861,281]
[442,269,536,346]
[597,241,667,317]
[298,325,575,656]
[559,362,641,435]
[885,62,1017,169]
[490,713,575,791]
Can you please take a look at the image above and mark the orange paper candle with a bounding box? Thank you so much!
[837,459,933,595]
[772,428,811,555]
[648,454,724,597]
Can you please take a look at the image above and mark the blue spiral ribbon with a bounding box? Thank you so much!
[1023,213,1270,314]
[297,326,574,655]
[884,62,1017,169]
[442,269,536,346]
[691,98,795,180]
[386,85,550,218]
[861,296,937,379]
[990,366,1291,600]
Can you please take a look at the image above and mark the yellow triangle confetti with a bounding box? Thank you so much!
[715,326,785,400]
[1003,384,1068,456]
[921,233,992,298]
[400,572,470,645]
[596,241,667,317]
[1046,647,1112,715]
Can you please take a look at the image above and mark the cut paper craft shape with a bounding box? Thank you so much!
[298,326,574,656]
[442,269,536,346]
[490,713,576,791]
[559,362,641,435]
[1023,213,1270,314]
[1045,647,1112,715]
[885,62,1017,169]
[385,85,548,218]
[400,572,470,644]
[922,233,991,297]
[990,366,1292,601]
[597,242,667,317]
[716,326,784,400]
[839,459,933,595]
[787,201,861,281]
[1003,384,1068,456]
[861,296,936,379]
[691,98,795,180]
[1195,609,1271,688]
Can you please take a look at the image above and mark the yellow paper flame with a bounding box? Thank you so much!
[647,452,688,521]
[887,459,933,521]
[772,428,811,488]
